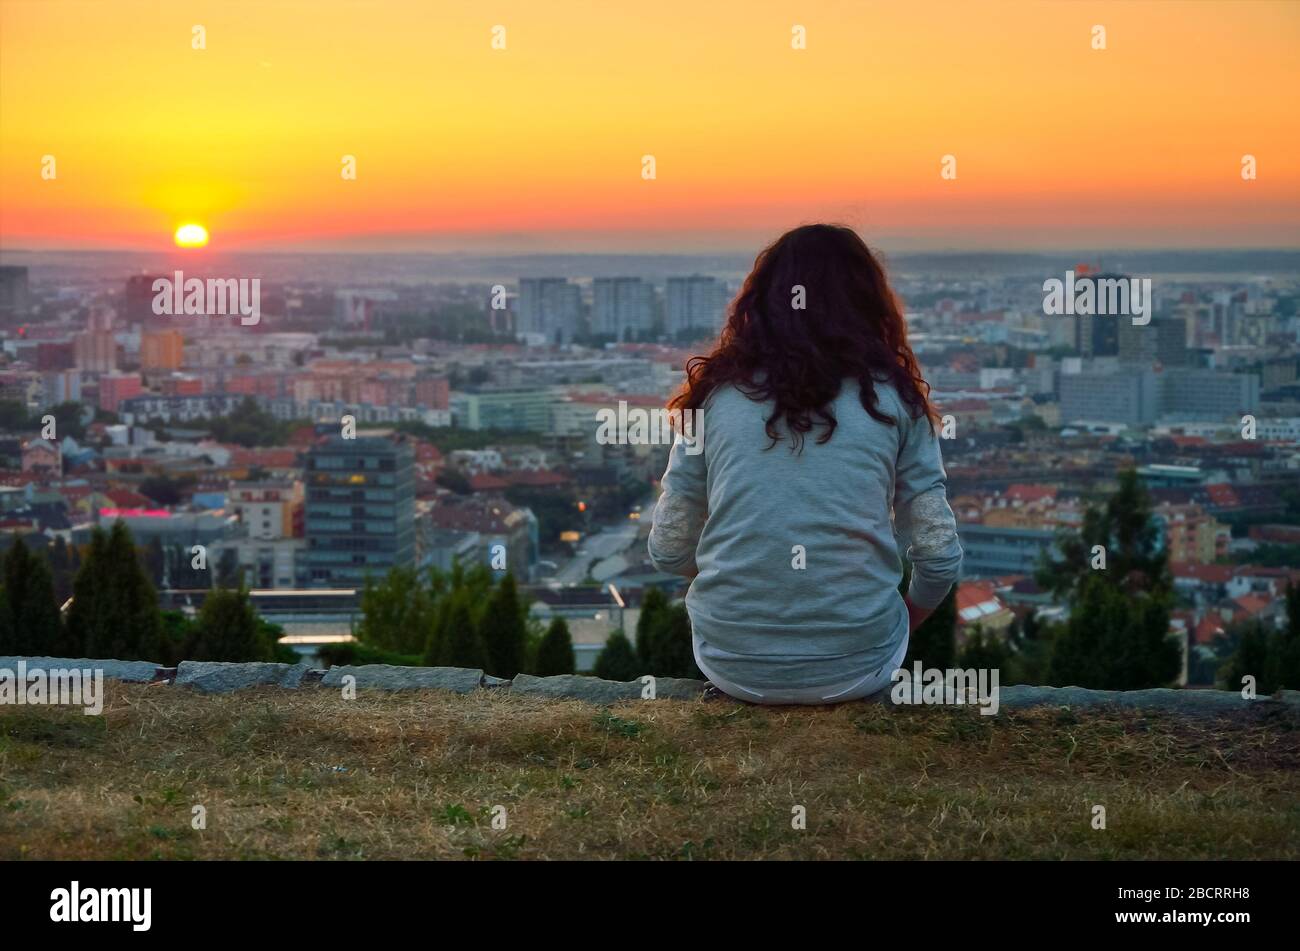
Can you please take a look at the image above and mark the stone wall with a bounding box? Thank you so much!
[3,655,1298,717]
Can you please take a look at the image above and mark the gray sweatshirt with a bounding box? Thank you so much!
[647,378,962,691]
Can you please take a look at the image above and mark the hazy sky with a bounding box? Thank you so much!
[1,0,1297,253]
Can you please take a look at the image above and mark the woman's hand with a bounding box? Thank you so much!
[905,596,932,633]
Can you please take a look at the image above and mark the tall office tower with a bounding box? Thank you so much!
[74,331,117,374]
[1207,291,1244,346]
[301,430,415,587]
[42,369,82,406]
[88,304,115,333]
[517,278,582,345]
[141,329,185,370]
[0,266,30,318]
[125,275,166,323]
[1071,272,1130,358]
[1118,315,1189,367]
[592,277,655,340]
[666,275,730,337]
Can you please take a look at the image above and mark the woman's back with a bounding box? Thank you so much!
[647,223,962,701]
[648,377,961,694]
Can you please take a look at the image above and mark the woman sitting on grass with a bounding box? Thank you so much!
[648,224,962,705]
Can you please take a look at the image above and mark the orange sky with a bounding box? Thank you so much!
[1,0,1298,252]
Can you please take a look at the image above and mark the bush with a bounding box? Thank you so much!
[66,522,164,662]
[317,641,424,669]
[184,588,275,662]
[480,573,528,679]
[430,595,486,669]
[0,535,65,655]
[594,632,640,681]
[534,618,576,676]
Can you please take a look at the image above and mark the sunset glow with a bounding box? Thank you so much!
[1,0,1297,251]
[174,223,209,248]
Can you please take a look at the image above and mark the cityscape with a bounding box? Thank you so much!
[0,0,1297,883]
[0,248,1296,682]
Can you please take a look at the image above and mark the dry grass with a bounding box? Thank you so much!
[1,681,1298,860]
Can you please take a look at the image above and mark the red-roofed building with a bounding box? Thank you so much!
[467,472,510,493]
[1003,484,1057,506]
[287,425,319,447]
[1232,593,1273,621]
[955,581,1016,636]
[1171,562,1234,584]
[1192,615,1226,646]
[230,448,300,472]
[21,438,60,475]
[503,469,571,489]
[414,442,443,465]
[1205,483,1240,508]
[105,488,153,509]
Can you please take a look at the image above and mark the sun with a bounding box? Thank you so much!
[174,223,209,248]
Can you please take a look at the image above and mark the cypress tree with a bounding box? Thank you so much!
[635,587,670,667]
[1,536,64,655]
[642,603,699,678]
[480,573,528,679]
[534,617,576,676]
[904,585,957,670]
[67,522,164,661]
[356,567,433,655]
[594,632,640,681]
[434,594,486,669]
[47,535,76,605]
[1048,574,1179,689]
[186,587,270,662]
[955,624,1011,671]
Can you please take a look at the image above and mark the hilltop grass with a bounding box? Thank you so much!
[1,682,1297,860]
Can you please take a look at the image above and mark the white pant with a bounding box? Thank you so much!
[696,634,910,706]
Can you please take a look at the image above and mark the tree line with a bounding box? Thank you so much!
[348,564,700,681]
[907,469,1299,692]
[343,563,578,678]
[0,523,289,665]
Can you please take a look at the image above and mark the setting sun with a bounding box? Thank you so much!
[174,223,209,248]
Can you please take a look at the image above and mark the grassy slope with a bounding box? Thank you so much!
[1,682,1297,860]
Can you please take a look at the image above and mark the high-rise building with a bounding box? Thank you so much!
[592,277,654,340]
[0,266,30,318]
[88,304,115,333]
[517,278,582,345]
[301,431,415,587]
[125,275,166,323]
[75,332,117,374]
[1075,314,1119,358]
[1118,315,1189,367]
[42,369,82,406]
[666,276,729,337]
[141,329,185,370]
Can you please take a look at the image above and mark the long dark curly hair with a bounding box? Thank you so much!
[669,224,937,451]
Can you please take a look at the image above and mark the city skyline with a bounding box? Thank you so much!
[1,0,1298,254]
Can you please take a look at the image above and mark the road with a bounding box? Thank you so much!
[553,491,657,584]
